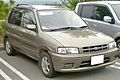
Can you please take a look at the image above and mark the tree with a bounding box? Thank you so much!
[0,0,15,20]
[63,0,80,10]
[63,0,96,10]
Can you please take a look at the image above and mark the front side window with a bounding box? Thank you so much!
[81,5,94,19]
[21,10,36,27]
[38,9,87,31]
[95,5,112,21]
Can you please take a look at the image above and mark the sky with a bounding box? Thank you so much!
[3,0,63,4]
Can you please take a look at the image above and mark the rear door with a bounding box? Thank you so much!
[6,8,24,49]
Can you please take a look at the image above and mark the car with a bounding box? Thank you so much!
[75,1,120,52]
[4,4,118,78]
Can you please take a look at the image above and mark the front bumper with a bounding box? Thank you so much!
[51,48,118,72]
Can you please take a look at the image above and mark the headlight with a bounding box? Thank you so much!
[109,41,116,49]
[57,48,66,54]
[57,47,79,54]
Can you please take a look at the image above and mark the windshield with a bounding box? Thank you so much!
[38,9,87,31]
[111,4,120,20]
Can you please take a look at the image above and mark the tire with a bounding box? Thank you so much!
[116,39,120,58]
[4,38,16,56]
[38,52,56,78]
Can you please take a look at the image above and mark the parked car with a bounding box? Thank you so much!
[75,1,120,51]
[4,4,118,78]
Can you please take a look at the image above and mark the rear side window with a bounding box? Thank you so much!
[75,4,82,16]
[95,5,112,21]
[81,5,94,19]
[13,9,23,26]
[8,9,23,26]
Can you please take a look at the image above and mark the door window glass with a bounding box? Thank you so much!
[81,5,94,19]
[13,9,23,26]
[21,10,36,28]
[95,6,112,21]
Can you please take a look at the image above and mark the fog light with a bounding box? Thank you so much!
[64,63,73,69]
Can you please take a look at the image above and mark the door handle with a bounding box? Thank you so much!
[93,24,97,27]
[20,33,22,36]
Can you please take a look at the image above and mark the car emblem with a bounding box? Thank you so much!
[94,47,99,50]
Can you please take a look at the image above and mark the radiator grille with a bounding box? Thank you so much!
[82,44,108,53]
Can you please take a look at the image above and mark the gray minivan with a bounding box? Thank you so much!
[75,1,120,51]
[4,4,118,78]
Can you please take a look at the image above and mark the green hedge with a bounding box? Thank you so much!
[0,0,15,37]
[0,21,5,37]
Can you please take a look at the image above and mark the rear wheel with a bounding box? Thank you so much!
[4,38,16,56]
[38,52,56,78]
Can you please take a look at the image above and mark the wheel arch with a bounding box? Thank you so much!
[115,37,120,42]
[4,35,8,45]
[38,47,56,70]
[38,47,52,58]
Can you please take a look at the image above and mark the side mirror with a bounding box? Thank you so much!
[103,16,112,23]
[26,24,36,30]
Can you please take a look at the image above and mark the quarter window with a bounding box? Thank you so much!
[8,10,14,23]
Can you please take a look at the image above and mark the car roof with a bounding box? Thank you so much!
[32,5,65,10]
[78,1,120,5]
[15,4,66,10]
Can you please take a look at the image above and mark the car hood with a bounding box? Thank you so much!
[45,29,114,47]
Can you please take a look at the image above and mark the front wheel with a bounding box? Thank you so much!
[38,52,56,78]
[4,38,16,56]
[116,39,120,58]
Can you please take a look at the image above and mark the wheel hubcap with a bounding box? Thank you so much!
[41,56,50,74]
[6,41,11,53]
[118,43,120,49]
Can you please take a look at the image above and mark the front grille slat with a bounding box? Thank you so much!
[82,44,108,53]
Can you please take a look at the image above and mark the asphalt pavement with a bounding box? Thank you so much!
[0,50,120,80]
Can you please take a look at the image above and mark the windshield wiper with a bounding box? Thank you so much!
[44,26,88,32]
[80,26,88,28]
[45,27,77,31]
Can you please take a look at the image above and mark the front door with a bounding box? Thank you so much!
[19,9,38,59]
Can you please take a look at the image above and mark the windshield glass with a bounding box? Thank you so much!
[38,9,87,31]
[111,4,120,20]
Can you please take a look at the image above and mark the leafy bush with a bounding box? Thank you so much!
[0,0,15,19]
[0,21,5,37]
[0,0,15,37]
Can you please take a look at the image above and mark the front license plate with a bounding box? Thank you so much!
[91,55,104,65]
